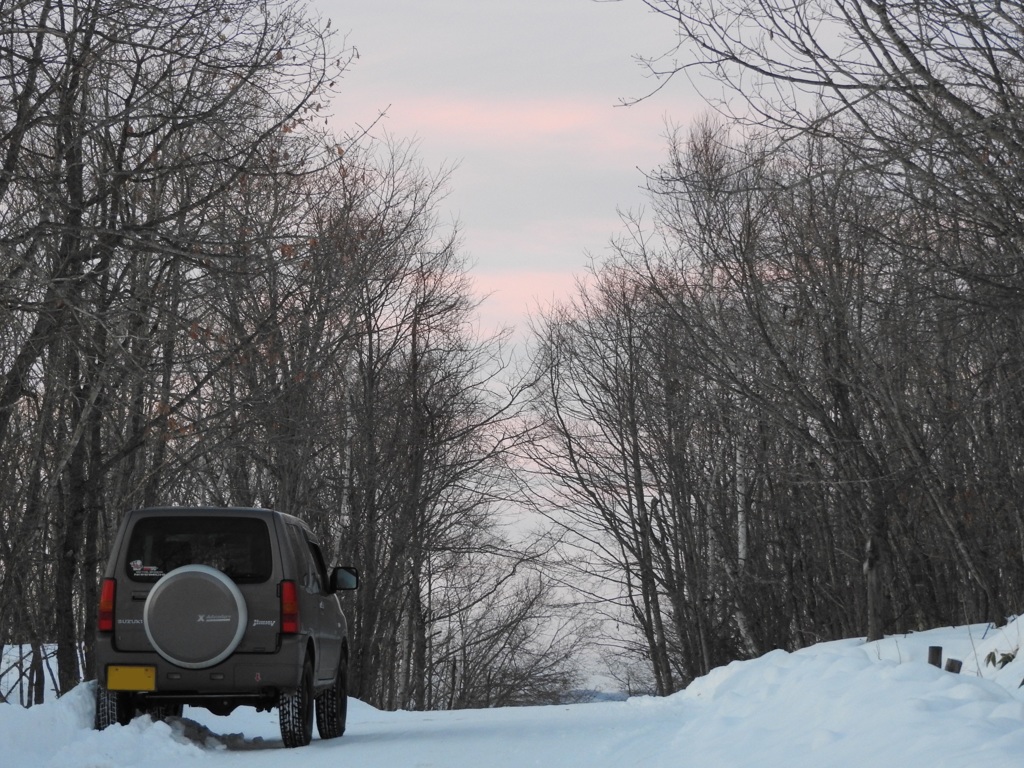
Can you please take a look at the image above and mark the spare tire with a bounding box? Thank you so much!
[144,564,248,669]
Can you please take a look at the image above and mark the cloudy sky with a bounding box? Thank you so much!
[316,0,701,336]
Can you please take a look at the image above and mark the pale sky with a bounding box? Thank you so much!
[315,0,699,337]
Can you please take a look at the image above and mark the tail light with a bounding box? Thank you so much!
[98,579,116,632]
[280,580,299,634]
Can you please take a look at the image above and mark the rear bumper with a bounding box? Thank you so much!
[95,633,308,697]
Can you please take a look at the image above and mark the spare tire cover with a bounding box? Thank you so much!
[144,564,248,669]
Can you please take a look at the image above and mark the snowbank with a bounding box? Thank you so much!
[2,623,1023,767]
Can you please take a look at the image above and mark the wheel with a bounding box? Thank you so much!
[315,658,348,739]
[95,685,134,730]
[144,564,248,669]
[279,658,314,748]
[146,702,184,721]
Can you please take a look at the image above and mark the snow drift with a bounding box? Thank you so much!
[3,620,1024,767]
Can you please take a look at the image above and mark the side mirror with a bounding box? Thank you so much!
[330,566,359,592]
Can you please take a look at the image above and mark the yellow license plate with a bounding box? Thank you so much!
[107,665,156,691]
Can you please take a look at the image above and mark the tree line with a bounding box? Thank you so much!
[0,0,582,708]
[7,0,1022,710]
[522,0,1024,694]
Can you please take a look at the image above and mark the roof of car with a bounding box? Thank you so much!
[129,506,306,526]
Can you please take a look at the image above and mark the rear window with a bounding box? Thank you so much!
[125,516,273,583]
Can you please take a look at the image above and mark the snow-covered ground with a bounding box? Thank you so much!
[3,620,1024,767]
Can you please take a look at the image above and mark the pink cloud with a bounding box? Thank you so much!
[471,269,585,337]
[406,98,584,137]
[390,95,667,156]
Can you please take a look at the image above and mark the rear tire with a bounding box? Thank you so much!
[315,658,348,739]
[279,658,314,748]
[95,685,134,730]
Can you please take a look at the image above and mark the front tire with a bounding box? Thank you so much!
[95,685,134,730]
[279,658,314,748]
[146,703,184,721]
[315,658,348,739]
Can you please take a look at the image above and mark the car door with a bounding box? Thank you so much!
[288,524,342,683]
[305,534,343,681]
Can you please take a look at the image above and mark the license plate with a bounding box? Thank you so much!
[107,665,156,691]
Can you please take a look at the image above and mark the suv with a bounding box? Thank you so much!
[93,507,358,748]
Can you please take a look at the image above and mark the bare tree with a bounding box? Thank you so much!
[635,0,1024,294]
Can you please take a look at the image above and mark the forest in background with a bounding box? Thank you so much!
[4,0,1024,707]
[523,0,1024,695]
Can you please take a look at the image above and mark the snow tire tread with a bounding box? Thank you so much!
[279,658,314,748]
[95,685,133,730]
[315,660,348,739]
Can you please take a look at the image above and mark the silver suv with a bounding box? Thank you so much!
[93,507,358,748]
